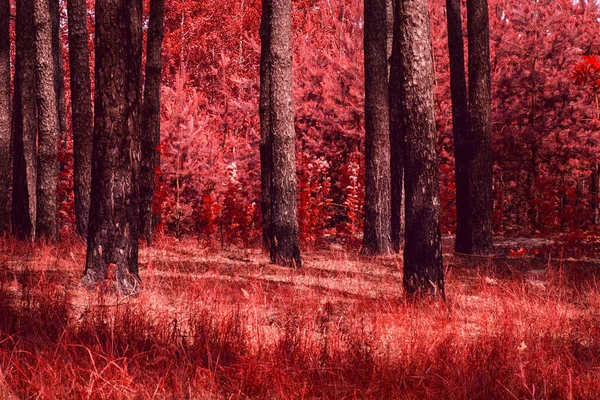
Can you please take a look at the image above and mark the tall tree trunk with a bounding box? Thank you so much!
[12,0,37,240]
[67,0,93,237]
[0,0,10,235]
[592,164,599,226]
[50,0,66,134]
[363,0,391,255]
[85,0,142,293]
[395,0,444,298]
[445,0,473,253]
[466,0,493,253]
[140,0,165,244]
[34,0,60,241]
[263,0,301,267]
[259,0,272,252]
[389,0,404,253]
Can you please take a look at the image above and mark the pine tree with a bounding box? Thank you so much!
[0,0,10,235]
[67,0,93,237]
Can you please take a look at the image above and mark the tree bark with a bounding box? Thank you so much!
[0,0,10,235]
[389,0,403,252]
[395,0,444,298]
[262,0,301,267]
[465,0,493,254]
[445,0,473,253]
[85,0,142,293]
[67,0,93,237]
[50,0,66,134]
[259,0,273,252]
[362,0,391,255]
[140,0,165,244]
[34,0,60,241]
[12,0,37,240]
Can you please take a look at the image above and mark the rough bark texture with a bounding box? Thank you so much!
[35,0,60,240]
[140,0,165,244]
[362,0,391,255]
[50,0,66,134]
[446,0,473,254]
[85,0,143,293]
[0,0,10,235]
[259,0,272,252]
[389,0,404,253]
[465,0,493,254]
[12,0,38,240]
[67,0,93,237]
[396,0,444,298]
[261,0,301,267]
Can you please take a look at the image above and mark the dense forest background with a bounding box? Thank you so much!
[4,0,599,253]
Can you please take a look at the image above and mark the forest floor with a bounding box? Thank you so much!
[0,237,598,399]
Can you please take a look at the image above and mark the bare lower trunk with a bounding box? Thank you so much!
[35,0,60,241]
[259,0,272,252]
[12,0,37,240]
[0,0,10,235]
[362,0,392,255]
[140,0,165,244]
[395,0,444,299]
[465,0,493,254]
[85,0,142,294]
[67,0,93,237]
[262,0,301,267]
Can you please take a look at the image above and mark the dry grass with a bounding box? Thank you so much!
[0,236,598,399]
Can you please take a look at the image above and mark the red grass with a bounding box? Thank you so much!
[0,237,598,399]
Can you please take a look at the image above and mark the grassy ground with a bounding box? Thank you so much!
[0,237,598,399]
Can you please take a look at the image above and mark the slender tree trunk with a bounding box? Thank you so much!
[263,0,301,267]
[12,0,37,240]
[446,0,472,253]
[50,0,66,134]
[592,164,599,226]
[259,0,273,252]
[67,0,93,237]
[0,0,10,235]
[362,0,391,255]
[34,0,60,241]
[85,0,142,293]
[389,0,404,252]
[466,0,493,253]
[140,0,165,244]
[395,0,444,298]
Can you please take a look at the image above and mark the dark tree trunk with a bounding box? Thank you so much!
[445,0,473,253]
[261,0,301,267]
[389,0,403,253]
[592,164,599,226]
[362,0,391,255]
[50,0,66,134]
[0,0,10,235]
[259,0,272,252]
[140,0,165,244]
[85,0,143,293]
[12,0,37,240]
[465,0,493,254]
[395,0,444,298]
[67,0,93,237]
[34,0,60,241]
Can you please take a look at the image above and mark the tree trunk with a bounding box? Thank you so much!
[67,0,93,237]
[395,0,444,298]
[389,0,404,253]
[85,0,142,294]
[0,0,10,235]
[34,0,60,241]
[362,0,391,255]
[446,0,472,253]
[465,0,493,253]
[140,0,165,244]
[12,0,37,240]
[592,164,599,226]
[50,0,66,134]
[262,0,301,267]
[259,0,272,252]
